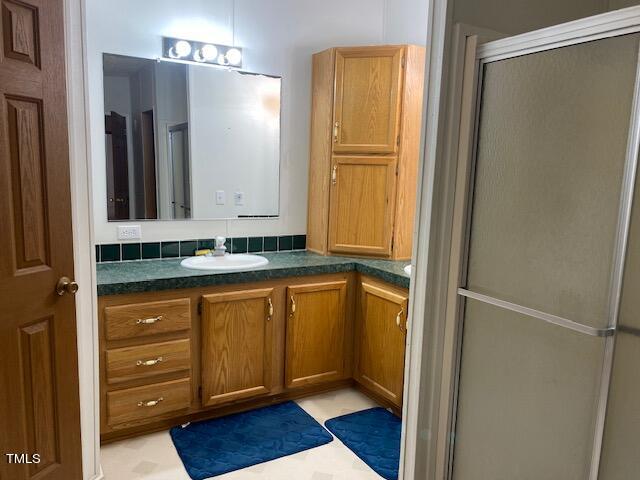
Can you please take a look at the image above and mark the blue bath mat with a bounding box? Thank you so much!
[170,401,333,479]
[325,407,401,480]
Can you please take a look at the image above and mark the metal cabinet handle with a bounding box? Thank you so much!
[136,356,164,367]
[290,296,296,314]
[267,298,274,320]
[136,315,163,325]
[137,397,164,408]
[332,165,337,185]
[396,308,404,329]
[333,122,340,142]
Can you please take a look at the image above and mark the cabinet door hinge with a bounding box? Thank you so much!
[391,234,395,251]
[397,135,400,146]
[401,56,406,68]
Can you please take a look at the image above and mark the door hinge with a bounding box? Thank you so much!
[396,135,400,146]
[401,56,406,68]
[391,234,395,251]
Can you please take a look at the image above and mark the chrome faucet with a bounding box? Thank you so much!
[213,236,227,256]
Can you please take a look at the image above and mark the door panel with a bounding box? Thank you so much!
[105,112,130,220]
[0,0,83,478]
[453,300,604,480]
[466,34,638,328]
[285,281,347,388]
[328,156,397,256]
[599,332,640,480]
[333,46,403,154]
[355,279,407,407]
[201,288,273,406]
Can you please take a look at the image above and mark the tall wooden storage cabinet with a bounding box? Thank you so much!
[307,45,425,260]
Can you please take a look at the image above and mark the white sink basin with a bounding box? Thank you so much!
[180,254,269,272]
[404,264,412,276]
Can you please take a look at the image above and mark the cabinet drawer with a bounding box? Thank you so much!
[105,339,191,384]
[106,378,191,426]
[104,298,191,341]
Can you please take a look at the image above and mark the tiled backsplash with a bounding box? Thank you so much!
[96,235,307,263]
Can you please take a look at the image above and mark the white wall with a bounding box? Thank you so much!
[87,0,428,243]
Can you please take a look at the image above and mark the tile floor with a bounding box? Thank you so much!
[101,388,386,480]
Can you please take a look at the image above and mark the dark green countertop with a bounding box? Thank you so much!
[96,251,411,296]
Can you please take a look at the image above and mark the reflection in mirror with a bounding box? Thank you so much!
[103,53,281,221]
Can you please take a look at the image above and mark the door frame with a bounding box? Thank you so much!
[404,4,640,480]
[64,0,102,478]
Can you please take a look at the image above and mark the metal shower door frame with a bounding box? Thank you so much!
[444,12,640,480]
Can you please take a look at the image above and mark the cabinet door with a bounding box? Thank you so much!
[285,281,348,388]
[201,288,274,406]
[328,156,397,256]
[333,46,404,154]
[355,279,408,407]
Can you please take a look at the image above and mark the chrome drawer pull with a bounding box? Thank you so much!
[136,315,163,325]
[137,397,163,408]
[136,356,164,367]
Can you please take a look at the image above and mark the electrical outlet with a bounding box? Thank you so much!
[234,191,245,206]
[117,225,141,240]
[216,190,225,205]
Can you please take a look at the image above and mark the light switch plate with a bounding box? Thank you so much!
[117,225,141,240]
[234,191,245,206]
[216,190,225,205]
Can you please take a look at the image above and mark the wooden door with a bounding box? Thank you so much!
[328,156,397,256]
[140,110,157,219]
[285,281,347,388]
[333,46,404,154]
[0,0,83,478]
[355,279,408,407]
[105,111,130,220]
[201,288,274,406]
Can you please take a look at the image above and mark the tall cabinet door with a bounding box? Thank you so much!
[285,281,348,388]
[328,156,397,256]
[333,46,404,154]
[201,288,274,406]
[355,279,408,407]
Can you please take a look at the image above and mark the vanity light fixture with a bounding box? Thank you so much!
[162,37,242,68]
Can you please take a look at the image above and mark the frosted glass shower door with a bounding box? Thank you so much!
[451,34,640,480]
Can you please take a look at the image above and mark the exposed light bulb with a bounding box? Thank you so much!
[225,48,242,66]
[201,44,218,61]
[174,40,192,58]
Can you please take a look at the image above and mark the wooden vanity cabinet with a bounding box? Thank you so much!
[354,276,409,408]
[285,280,349,388]
[307,44,425,260]
[97,271,409,441]
[201,288,275,406]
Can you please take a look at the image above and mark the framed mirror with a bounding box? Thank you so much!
[103,53,281,221]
